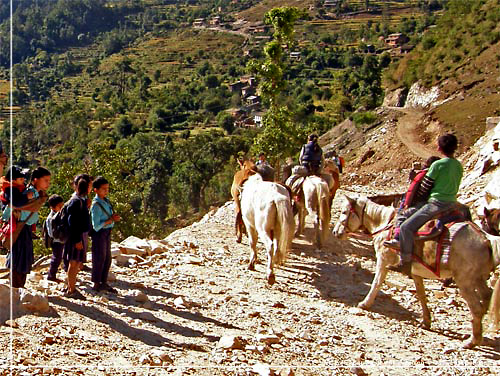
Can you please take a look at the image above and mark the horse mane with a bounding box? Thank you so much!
[358,196,396,234]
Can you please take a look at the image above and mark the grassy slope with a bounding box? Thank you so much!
[387,0,500,149]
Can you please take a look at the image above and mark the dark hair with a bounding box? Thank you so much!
[48,194,64,208]
[438,134,458,156]
[5,165,26,181]
[76,178,89,196]
[425,156,440,169]
[93,176,109,189]
[308,134,318,142]
[31,166,50,182]
[73,173,92,187]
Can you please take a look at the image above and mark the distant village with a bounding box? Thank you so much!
[193,2,416,129]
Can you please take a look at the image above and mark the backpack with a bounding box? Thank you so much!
[51,197,83,243]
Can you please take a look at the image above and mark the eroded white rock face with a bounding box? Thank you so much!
[404,82,440,109]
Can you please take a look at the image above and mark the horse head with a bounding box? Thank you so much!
[333,194,362,239]
[482,208,500,236]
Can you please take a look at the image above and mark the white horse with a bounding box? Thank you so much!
[240,174,295,285]
[295,176,331,249]
[333,195,500,349]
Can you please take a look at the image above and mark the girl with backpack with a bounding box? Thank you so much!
[63,177,91,300]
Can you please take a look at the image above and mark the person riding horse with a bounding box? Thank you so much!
[299,134,323,176]
[384,133,464,275]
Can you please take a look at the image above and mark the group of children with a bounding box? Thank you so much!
[3,166,120,300]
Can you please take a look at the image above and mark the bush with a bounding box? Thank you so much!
[352,111,377,125]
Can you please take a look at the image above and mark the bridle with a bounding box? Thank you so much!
[346,199,395,237]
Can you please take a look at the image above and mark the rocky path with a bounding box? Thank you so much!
[1,188,499,375]
[391,107,436,160]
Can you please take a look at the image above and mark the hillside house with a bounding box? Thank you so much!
[385,33,409,48]
[210,16,221,26]
[324,0,340,7]
[229,81,245,93]
[253,111,265,127]
[246,95,259,106]
[193,18,205,27]
[399,44,414,54]
[242,86,256,98]
[290,51,301,60]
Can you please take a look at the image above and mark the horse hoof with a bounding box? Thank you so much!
[357,302,370,310]
[419,321,431,330]
[267,274,275,285]
[463,340,477,349]
[248,264,255,271]
[236,238,242,244]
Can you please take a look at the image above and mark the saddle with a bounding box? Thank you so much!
[414,203,472,242]
[389,203,473,277]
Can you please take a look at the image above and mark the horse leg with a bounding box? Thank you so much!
[247,226,258,271]
[456,280,485,348]
[358,253,390,309]
[412,275,431,329]
[295,205,305,237]
[235,212,243,243]
[261,232,276,285]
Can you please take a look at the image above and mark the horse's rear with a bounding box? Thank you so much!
[241,174,295,285]
[302,176,331,249]
[231,160,257,243]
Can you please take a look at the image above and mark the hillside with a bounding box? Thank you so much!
[385,0,500,148]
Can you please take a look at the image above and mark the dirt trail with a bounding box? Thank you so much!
[391,107,436,159]
[1,189,499,375]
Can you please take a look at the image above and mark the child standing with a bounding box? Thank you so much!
[4,166,50,288]
[90,177,120,293]
[63,177,90,299]
[45,194,65,283]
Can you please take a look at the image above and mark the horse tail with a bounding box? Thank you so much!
[274,196,295,265]
[488,236,500,329]
[316,179,331,244]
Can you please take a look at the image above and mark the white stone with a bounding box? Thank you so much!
[217,335,244,350]
[114,254,136,267]
[148,240,168,255]
[119,245,147,257]
[173,297,187,309]
[130,290,148,303]
[252,363,272,376]
[0,283,20,323]
[183,255,202,265]
[20,290,50,313]
[120,236,151,251]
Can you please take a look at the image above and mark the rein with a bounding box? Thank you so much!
[347,200,395,238]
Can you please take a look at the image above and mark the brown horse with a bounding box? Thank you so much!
[333,195,500,349]
[231,159,258,243]
[482,207,500,236]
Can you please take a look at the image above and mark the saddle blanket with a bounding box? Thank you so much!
[391,221,469,278]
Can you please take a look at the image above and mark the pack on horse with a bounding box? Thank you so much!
[285,160,339,249]
[240,174,295,285]
[333,195,500,349]
[231,160,258,243]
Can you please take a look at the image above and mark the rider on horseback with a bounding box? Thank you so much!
[300,134,323,176]
[384,133,463,275]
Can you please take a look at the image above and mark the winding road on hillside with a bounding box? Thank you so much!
[388,106,436,159]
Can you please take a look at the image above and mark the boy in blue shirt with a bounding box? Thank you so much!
[90,176,120,293]
[45,194,65,283]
